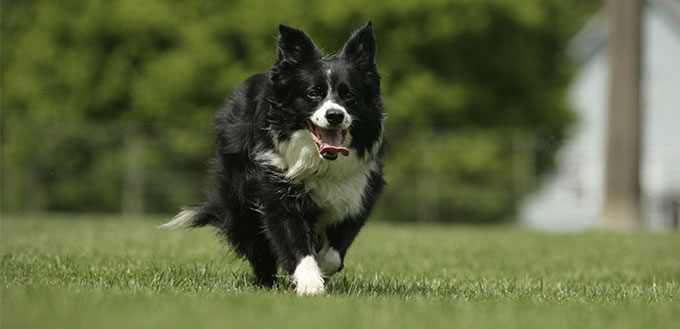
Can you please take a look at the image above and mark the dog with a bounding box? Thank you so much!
[161,20,385,295]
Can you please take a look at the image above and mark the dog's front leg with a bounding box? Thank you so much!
[263,208,324,296]
[321,170,384,278]
[258,174,325,295]
[291,253,324,295]
[320,216,367,278]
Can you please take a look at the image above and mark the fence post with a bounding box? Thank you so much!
[121,130,145,215]
[513,130,535,220]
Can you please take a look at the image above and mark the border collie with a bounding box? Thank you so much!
[162,20,385,295]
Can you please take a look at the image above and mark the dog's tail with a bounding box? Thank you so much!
[159,202,220,229]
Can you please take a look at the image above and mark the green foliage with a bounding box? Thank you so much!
[2,216,680,328]
[1,0,600,220]
[378,130,526,222]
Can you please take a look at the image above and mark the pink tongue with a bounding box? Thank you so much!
[318,128,350,156]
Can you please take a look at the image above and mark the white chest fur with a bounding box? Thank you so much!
[260,130,379,226]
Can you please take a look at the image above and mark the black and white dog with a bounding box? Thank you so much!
[162,21,385,295]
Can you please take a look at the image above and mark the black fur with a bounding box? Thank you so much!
[170,21,385,290]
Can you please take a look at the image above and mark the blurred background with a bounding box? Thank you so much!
[2,0,678,230]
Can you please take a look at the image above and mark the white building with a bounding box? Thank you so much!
[520,0,680,230]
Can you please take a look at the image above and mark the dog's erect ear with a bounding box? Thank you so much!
[340,20,376,67]
[277,25,322,65]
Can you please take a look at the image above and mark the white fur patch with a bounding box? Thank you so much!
[311,100,352,129]
[318,245,342,277]
[159,209,196,229]
[255,150,288,171]
[273,130,380,226]
[275,130,326,179]
[293,255,325,296]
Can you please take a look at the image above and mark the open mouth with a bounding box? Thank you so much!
[307,120,350,160]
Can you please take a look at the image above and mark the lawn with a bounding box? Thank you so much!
[1,214,679,329]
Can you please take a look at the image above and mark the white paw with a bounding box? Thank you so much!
[293,256,325,296]
[318,247,342,277]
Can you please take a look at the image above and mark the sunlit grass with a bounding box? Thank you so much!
[2,214,679,329]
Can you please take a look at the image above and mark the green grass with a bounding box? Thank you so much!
[2,214,679,329]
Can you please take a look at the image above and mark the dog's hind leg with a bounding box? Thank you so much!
[219,209,279,287]
[242,235,278,287]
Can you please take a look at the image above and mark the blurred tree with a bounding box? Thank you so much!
[0,0,600,221]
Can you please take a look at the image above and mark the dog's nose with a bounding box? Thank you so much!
[325,109,345,126]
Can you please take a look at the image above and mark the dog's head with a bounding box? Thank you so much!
[269,21,383,160]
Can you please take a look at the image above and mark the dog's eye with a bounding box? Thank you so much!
[307,90,321,99]
[338,84,356,101]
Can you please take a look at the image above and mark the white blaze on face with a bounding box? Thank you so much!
[310,68,351,130]
[310,100,352,130]
[304,67,353,160]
